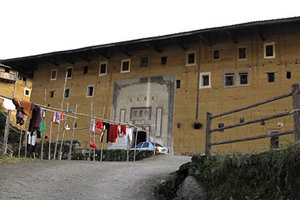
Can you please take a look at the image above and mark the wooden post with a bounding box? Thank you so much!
[88,102,93,161]
[59,102,69,160]
[292,84,300,142]
[134,127,139,162]
[68,103,79,160]
[205,112,213,155]
[18,127,23,157]
[100,130,104,162]
[48,122,53,160]
[40,89,47,160]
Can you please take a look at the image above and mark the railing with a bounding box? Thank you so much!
[0,71,17,82]
[205,83,300,155]
[0,141,13,157]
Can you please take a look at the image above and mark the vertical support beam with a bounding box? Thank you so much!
[205,112,213,155]
[292,84,300,142]
[68,103,79,160]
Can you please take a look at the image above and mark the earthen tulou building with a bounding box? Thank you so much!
[2,17,300,155]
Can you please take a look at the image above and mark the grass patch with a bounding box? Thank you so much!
[0,155,37,164]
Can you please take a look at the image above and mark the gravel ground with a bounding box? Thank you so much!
[0,155,191,200]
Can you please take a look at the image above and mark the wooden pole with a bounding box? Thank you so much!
[18,127,23,157]
[40,89,47,160]
[100,130,104,162]
[134,127,139,162]
[292,83,300,142]
[54,72,68,160]
[205,112,212,155]
[88,102,93,161]
[2,72,18,155]
[59,102,69,160]
[68,103,79,160]
[48,121,53,160]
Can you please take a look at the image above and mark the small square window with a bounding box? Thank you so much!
[140,55,149,67]
[239,72,249,85]
[66,67,73,79]
[238,47,247,60]
[199,72,211,89]
[64,88,70,99]
[264,42,275,59]
[24,88,30,96]
[213,50,220,60]
[50,69,57,80]
[50,91,55,98]
[99,62,107,76]
[22,76,27,82]
[4,68,10,73]
[86,85,94,97]
[121,59,130,73]
[268,73,275,82]
[225,73,235,87]
[161,56,167,65]
[186,52,196,66]
[83,66,88,74]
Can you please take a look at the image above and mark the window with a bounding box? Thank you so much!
[64,88,70,99]
[83,66,88,74]
[286,71,291,79]
[199,72,211,89]
[99,62,107,76]
[224,71,249,87]
[268,73,275,82]
[50,69,57,80]
[140,55,149,67]
[213,49,220,60]
[4,67,10,73]
[238,72,249,85]
[50,91,55,98]
[224,72,235,87]
[161,56,167,65]
[186,52,196,66]
[238,47,247,60]
[176,80,181,89]
[121,59,130,73]
[264,42,275,58]
[24,88,30,96]
[22,76,27,82]
[66,67,73,79]
[86,85,94,97]
[143,143,149,148]
[270,130,280,148]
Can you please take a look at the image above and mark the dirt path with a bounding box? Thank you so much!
[0,155,191,200]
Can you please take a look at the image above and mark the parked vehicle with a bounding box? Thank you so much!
[130,142,169,154]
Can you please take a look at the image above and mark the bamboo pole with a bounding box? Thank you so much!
[59,102,69,160]
[88,102,93,161]
[205,112,212,155]
[68,103,79,160]
[100,129,104,162]
[48,122,53,160]
[40,89,47,160]
[292,84,300,142]
[18,127,23,157]
[53,72,68,160]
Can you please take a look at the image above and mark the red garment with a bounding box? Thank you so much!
[96,121,103,129]
[90,137,97,148]
[109,124,118,142]
[121,125,126,135]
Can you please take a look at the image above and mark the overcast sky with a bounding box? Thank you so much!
[0,0,299,60]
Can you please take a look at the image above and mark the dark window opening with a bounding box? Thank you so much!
[51,70,57,80]
[83,66,88,74]
[240,73,248,85]
[67,68,72,78]
[268,73,275,82]
[87,86,94,97]
[140,56,148,67]
[265,45,274,57]
[22,76,27,82]
[122,61,129,71]
[218,123,224,132]
[176,80,181,89]
[213,50,220,60]
[25,89,30,96]
[64,88,70,98]
[187,53,195,64]
[271,135,279,148]
[202,75,209,86]
[4,68,10,73]
[50,91,55,98]
[225,73,234,86]
[161,56,167,65]
[100,63,107,74]
[238,47,246,59]
[286,71,291,79]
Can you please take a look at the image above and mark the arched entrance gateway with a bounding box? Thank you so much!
[109,75,175,154]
